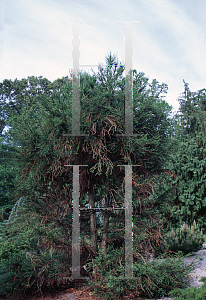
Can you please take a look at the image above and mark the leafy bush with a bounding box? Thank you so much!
[0,212,74,300]
[0,244,72,300]
[163,220,204,255]
[86,244,200,299]
[168,277,206,299]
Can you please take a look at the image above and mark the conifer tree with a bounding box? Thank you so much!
[153,81,206,232]
[0,52,178,276]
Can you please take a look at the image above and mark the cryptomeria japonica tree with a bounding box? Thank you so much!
[0,52,184,298]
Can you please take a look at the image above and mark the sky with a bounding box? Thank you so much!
[0,0,206,129]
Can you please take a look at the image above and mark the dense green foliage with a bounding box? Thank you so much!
[168,277,206,299]
[0,53,206,299]
[164,220,204,255]
[0,217,72,300]
[86,238,200,299]
[0,135,20,212]
[164,82,206,232]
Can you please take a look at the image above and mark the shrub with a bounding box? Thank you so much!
[86,244,200,299]
[163,220,204,255]
[168,277,206,300]
[0,243,72,300]
[0,213,74,300]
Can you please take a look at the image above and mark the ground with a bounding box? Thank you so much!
[0,281,145,300]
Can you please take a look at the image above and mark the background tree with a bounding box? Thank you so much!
[157,81,206,233]
[0,76,73,207]
[0,82,26,213]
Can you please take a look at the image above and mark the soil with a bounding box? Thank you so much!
[0,283,100,300]
[0,285,99,300]
[0,280,145,300]
[0,285,148,300]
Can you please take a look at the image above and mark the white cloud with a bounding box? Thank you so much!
[0,0,205,119]
[145,0,206,78]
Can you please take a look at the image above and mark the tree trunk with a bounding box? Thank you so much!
[88,184,97,255]
[101,176,110,256]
